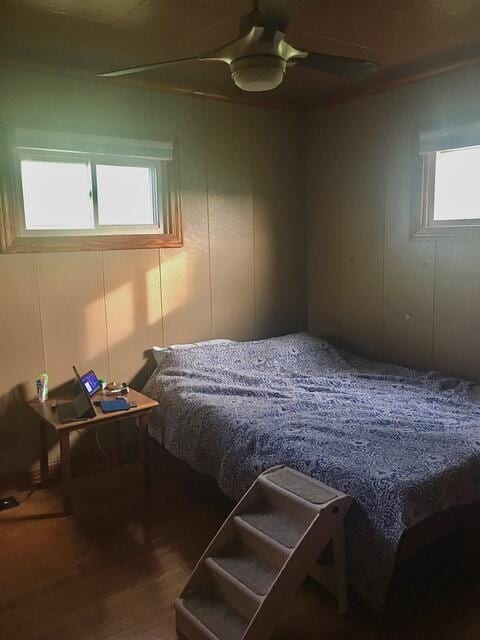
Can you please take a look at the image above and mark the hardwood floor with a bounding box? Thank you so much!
[1,445,479,640]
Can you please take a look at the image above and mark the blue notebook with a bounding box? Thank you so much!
[100,398,130,413]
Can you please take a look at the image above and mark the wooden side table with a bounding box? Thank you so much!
[28,389,159,515]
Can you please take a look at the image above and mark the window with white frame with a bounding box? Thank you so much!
[417,121,480,235]
[1,129,182,253]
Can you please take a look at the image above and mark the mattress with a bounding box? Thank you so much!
[143,332,480,608]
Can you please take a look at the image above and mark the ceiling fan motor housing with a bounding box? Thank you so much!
[230,54,286,92]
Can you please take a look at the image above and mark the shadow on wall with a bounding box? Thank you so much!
[0,240,188,488]
[131,349,158,391]
[0,245,206,489]
[323,335,380,361]
[0,380,76,488]
[0,349,159,492]
[0,384,31,485]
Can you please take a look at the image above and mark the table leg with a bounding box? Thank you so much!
[113,423,122,466]
[60,431,73,515]
[39,420,49,487]
[137,414,151,490]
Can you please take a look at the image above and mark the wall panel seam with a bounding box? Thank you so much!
[100,251,111,380]
[205,158,214,339]
[34,254,47,373]
[158,248,165,346]
[431,239,438,369]
[380,144,389,362]
[250,117,257,338]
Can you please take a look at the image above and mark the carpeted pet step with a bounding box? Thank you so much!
[175,465,352,640]
[237,509,306,549]
[232,514,290,568]
[210,544,277,596]
[260,466,338,505]
[180,591,248,640]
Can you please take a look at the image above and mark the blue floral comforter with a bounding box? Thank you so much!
[143,333,480,608]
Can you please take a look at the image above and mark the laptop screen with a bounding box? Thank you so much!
[81,370,101,396]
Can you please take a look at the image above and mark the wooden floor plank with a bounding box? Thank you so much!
[1,445,479,640]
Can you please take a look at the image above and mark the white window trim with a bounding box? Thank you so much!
[413,121,480,238]
[13,128,173,161]
[0,128,182,253]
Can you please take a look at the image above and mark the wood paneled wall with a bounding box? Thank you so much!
[307,64,480,380]
[0,68,306,478]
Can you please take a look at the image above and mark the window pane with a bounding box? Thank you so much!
[434,147,480,221]
[21,160,94,229]
[96,164,156,226]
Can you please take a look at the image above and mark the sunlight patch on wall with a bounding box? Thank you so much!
[102,282,134,349]
[83,295,110,360]
[104,282,134,348]
[146,264,162,326]
[160,251,188,317]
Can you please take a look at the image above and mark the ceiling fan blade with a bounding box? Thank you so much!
[293,51,379,80]
[98,55,209,77]
[98,25,265,78]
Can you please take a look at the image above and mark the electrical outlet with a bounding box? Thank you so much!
[0,496,20,511]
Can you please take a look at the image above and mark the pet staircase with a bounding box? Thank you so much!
[175,466,352,640]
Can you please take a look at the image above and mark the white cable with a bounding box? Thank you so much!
[95,427,110,458]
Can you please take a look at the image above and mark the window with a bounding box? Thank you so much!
[416,121,480,236]
[0,129,182,252]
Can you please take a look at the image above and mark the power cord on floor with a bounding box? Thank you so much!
[21,488,34,503]
[0,488,35,511]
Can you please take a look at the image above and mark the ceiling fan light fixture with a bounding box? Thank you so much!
[230,55,286,92]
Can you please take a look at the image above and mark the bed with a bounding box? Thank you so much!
[143,333,480,609]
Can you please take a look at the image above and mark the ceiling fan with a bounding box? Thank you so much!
[98,0,380,92]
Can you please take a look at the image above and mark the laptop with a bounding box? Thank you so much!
[57,366,97,424]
